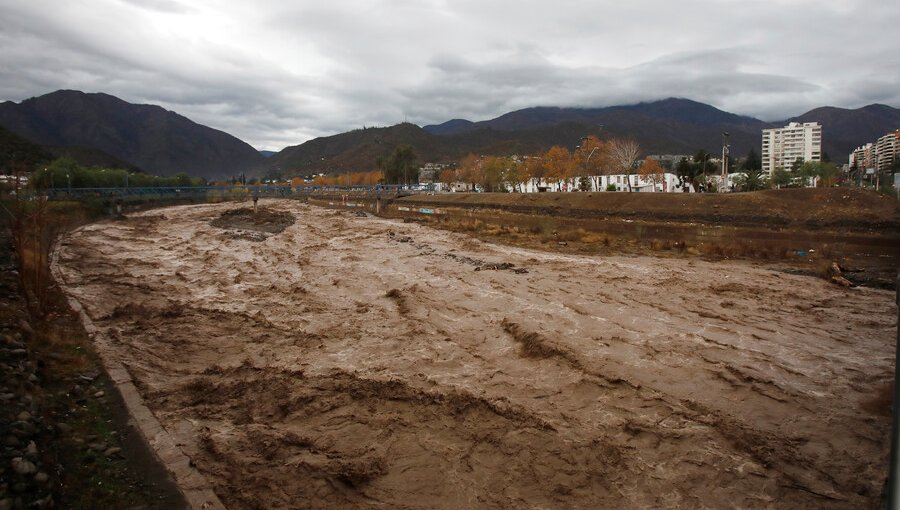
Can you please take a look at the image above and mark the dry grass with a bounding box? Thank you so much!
[397,208,840,266]
[579,232,607,244]
[2,199,94,316]
[649,239,674,251]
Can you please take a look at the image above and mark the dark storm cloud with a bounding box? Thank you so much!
[1,0,897,149]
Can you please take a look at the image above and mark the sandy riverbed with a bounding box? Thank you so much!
[53,199,895,509]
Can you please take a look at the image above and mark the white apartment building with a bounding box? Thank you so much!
[849,143,876,171]
[849,130,899,186]
[761,122,822,175]
[875,130,899,173]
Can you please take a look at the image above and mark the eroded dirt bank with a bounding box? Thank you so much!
[53,200,895,509]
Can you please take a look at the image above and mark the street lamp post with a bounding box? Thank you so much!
[579,136,602,191]
[721,132,730,178]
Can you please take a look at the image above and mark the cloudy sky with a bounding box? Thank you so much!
[1,0,898,150]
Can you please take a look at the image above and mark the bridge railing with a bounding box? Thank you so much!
[39,183,440,201]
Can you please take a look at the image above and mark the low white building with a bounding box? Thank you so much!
[516,173,692,193]
[445,172,783,194]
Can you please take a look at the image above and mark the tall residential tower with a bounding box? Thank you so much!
[761,122,822,175]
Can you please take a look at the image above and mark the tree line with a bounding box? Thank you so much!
[427,143,840,193]
[30,158,206,189]
[728,149,840,192]
[433,136,651,192]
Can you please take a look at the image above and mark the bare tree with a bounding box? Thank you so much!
[609,138,641,192]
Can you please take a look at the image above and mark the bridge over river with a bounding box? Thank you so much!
[41,183,438,202]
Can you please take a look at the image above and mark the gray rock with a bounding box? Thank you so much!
[25,441,38,458]
[34,472,49,484]
[16,411,31,422]
[30,495,53,509]
[104,446,122,458]
[55,423,73,435]
[11,457,37,475]
[0,497,12,510]
[17,319,34,336]
[11,421,35,438]
[2,435,20,447]
[93,390,105,398]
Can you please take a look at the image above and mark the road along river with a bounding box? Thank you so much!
[53,200,895,509]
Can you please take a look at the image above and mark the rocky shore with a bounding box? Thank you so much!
[0,227,184,510]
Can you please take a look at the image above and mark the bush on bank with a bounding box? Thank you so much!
[30,158,206,189]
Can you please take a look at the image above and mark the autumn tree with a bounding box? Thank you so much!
[574,135,610,191]
[523,156,545,190]
[457,153,482,191]
[311,175,332,186]
[508,158,532,192]
[609,138,641,192]
[499,157,523,192]
[543,146,574,191]
[481,156,506,192]
[638,157,665,190]
[438,167,458,187]
[350,169,383,185]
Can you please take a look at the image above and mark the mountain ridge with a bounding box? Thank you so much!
[0,90,264,179]
[2,91,897,179]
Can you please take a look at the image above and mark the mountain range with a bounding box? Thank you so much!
[1,90,898,180]
[0,90,263,179]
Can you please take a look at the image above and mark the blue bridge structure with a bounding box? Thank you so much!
[41,184,439,202]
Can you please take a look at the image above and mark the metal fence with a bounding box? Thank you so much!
[39,184,439,201]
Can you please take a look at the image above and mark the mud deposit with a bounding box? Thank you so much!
[53,200,895,509]
[209,207,296,241]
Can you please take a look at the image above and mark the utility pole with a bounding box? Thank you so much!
[721,132,730,177]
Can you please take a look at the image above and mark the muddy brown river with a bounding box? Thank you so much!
[53,200,895,509]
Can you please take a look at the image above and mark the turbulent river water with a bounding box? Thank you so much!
[54,200,895,509]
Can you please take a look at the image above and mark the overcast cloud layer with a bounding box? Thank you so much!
[1,0,898,150]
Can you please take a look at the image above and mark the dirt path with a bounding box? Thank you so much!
[53,200,895,509]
